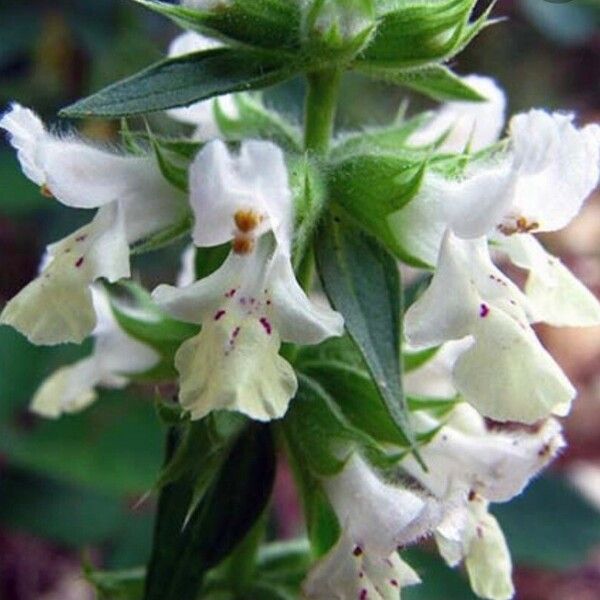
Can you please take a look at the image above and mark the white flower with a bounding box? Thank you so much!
[189,139,292,250]
[31,287,159,417]
[302,455,429,600]
[436,496,514,600]
[405,231,575,423]
[0,104,187,344]
[399,402,564,600]
[401,403,565,503]
[166,31,238,139]
[408,75,506,153]
[443,110,600,240]
[391,110,600,267]
[302,528,420,600]
[153,140,343,421]
[1,205,130,344]
[323,455,440,556]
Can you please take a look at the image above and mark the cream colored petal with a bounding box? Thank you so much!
[501,234,600,327]
[1,205,129,345]
[464,504,514,600]
[175,314,297,421]
[435,499,514,600]
[454,307,575,423]
[31,358,100,418]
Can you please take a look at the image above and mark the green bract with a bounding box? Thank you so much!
[61,0,492,118]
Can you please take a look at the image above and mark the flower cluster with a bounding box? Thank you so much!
[1,4,599,599]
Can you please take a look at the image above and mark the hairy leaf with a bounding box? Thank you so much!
[61,48,299,118]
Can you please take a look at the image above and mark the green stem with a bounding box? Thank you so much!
[303,68,342,155]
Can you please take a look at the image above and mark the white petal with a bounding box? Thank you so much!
[176,245,197,288]
[0,103,46,185]
[404,232,527,349]
[120,181,188,245]
[454,306,575,423]
[500,234,600,327]
[30,358,100,418]
[442,160,516,239]
[388,174,448,267]
[402,403,565,502]
[1,204,129,345]
[302,528,419,600]
[268,251,344,345]
[324,455,432,556]
[189,140,293,249]
[405,231,573,423]
[507,110,600,232]
[91,288,160,378]
[0,104,181,212]
[174,319,297,422]
[408,75,506,152]
[153,245,268,324]
[465,501,514,600]
[42,143,169,210]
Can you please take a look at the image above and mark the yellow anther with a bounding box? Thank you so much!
[234,209,263,233]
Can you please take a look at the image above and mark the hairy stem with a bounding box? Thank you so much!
[303,68,342,155]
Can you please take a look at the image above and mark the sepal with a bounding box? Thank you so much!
[131,0,302,50]
[359,0,484,69]
[303,0,376,60]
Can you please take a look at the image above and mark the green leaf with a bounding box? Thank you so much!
[327,152,426,260]
[403,346,440,373]
[61,48,300,118]
[106,281,199,380]
[215,94,301,151]
[285,374,380,475]
[331,113,430,160]
[256,539,312,589]
[129,213,193,255]
[296,334,367,371]
[149,132,190,192]
[493,475,600,569]
[195,243,232,280]
[315,217,415,447]
[144,422,276,600]
[85,566,146,600]
[288,154,327,270]
[356,64,487,102]
[298,360,409,447]
[361,0,479,68]
[129,0,302,50]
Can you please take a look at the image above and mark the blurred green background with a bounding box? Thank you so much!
[0,1,599,598]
